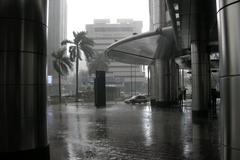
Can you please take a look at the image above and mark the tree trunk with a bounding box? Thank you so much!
[75,47,79,102]
[59,73,62,103]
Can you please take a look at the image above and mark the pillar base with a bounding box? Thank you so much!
[0,145,50,160]
[150,99,156,106]
[155,101,179,107]
[192,110,208,119]
[223,146,240,160]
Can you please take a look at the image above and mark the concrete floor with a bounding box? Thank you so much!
[47,101,221,160]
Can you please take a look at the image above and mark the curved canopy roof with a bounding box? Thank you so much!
[105,27,177,65]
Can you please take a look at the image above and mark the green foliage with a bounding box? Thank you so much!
[52,47,73,104]
[52,47,73,75]
[61,31,95,63]
[61,31,95,101]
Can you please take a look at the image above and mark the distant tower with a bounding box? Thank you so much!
[47,0,68,95]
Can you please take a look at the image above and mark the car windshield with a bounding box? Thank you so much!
[136,96,145,99]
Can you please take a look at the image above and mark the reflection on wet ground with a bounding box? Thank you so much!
[47,101,220,160]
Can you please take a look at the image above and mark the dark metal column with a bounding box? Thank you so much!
[217,0,240,159]
[190,0,210,118]
[0,0,49,159]
[94,71,106,107]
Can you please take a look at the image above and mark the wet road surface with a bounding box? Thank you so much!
[47,101,221,160]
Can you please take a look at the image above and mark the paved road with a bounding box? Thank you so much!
[47,102,220,160]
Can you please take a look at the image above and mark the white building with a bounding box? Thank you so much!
[86,19,147,94]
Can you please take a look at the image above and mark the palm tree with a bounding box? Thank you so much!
[61,31,95,101]
[52,47,73,103]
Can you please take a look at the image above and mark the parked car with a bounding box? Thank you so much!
[124,95,148,104]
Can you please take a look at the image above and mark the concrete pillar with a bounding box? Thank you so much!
[191,0,210,118]
[0,0,49,159]
[150,64,156,105]
[191,41,210,117]
[155,59,170,106]
[151,59,178,106]
[169,59,179,104]
[217,0,240,159]
[179,69,185,89]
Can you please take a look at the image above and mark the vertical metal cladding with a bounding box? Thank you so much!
[0,0,48,152]
[190,0,210,116]
[151,0,161,30]
[169,59,179,103]
[191,41,210,113]
[217,0,240,159]
[150,64,156,101]
[155,59,170,103]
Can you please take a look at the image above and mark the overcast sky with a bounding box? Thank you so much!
[67,0,150,39]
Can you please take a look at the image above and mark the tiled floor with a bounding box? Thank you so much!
[47,101,221,160]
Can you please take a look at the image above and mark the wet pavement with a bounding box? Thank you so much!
[47,101,221,160]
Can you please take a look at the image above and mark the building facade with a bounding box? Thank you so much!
[86,19,147,96]
[47,0,68,95]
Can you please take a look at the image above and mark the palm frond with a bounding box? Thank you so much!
[61,39,74,45]
[70,53,75,62]
[81,45,95,61]
[69,46,77,61]
[53,60,61,74]
[60,63,69,75]
[58,47,66,56]
[73,31,77,38]
[62,57,73,70]
[81,36,94,46]
[74,31,86,44]
[52,47,73,76]
[69,46,76,54]
[76,51,82,60]
[52,52,58,59]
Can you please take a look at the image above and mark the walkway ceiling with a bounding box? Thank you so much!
[105,0,218,66]
[166,0,218,50]
[175,54,219,69]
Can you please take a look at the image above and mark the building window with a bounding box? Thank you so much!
[95,27,134,32]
